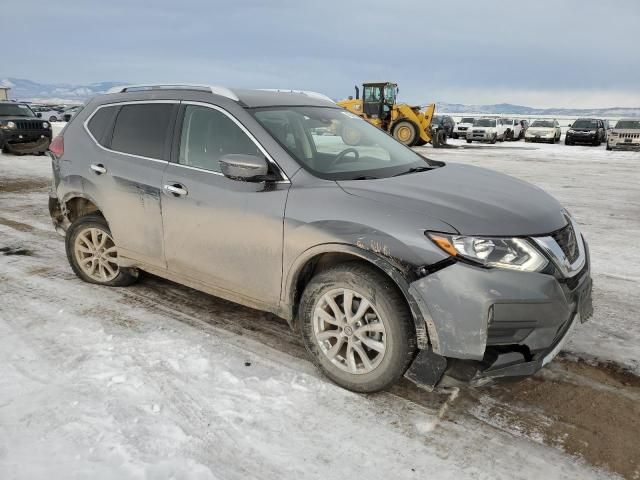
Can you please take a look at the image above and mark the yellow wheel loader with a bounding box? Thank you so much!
[337,82,445,147]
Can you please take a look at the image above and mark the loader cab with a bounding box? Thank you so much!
[362,82,397,120]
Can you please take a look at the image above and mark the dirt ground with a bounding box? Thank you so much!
[1,138,639,479]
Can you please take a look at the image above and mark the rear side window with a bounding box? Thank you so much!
[111,103,174,159]
[87,106,118,146]
[178,105,261,172]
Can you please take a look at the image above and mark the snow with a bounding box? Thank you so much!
[1,131,634,479]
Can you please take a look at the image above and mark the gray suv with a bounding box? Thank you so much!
[48,84,593,393]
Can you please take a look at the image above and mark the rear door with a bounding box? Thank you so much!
[160,102,290,306]
[86,101,178,268]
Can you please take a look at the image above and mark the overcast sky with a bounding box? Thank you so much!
[3,0,639,108]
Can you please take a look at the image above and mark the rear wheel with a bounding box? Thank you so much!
[392,121,418,146]
[490,134,497,144]
[65,214,139,287]
[606,143,612,151]
[299,263,417,393]
[452,132,459,139]
[466,139,472,144]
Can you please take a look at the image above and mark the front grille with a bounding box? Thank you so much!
[458,127,468,131]
[551,223,579,263]
[620,133,640,138]
[16,120,43,130]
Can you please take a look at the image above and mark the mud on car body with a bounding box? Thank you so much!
[48,84,593,393]
[0,101,52,155]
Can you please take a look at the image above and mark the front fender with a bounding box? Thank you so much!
[281,242,432,349]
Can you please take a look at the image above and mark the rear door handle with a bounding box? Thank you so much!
[163,183,188,197]
[90,163,107,175]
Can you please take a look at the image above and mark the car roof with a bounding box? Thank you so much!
[98,85,337,109]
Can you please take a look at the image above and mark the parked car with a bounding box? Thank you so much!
[565,118,606,146]
[31,106,62,122]
[62,105,83,122]
[452,116,475,139]
[0,101,52,154]
[48,84,593,393]
[606,119,640,151]
[430,115,455,139]
[500,118,525,141]
[466,117,506,143]
[525,119,561,143]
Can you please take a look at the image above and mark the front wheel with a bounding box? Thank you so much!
[65,213,139,286]
[299,263,417,393]
[392,121,418,146]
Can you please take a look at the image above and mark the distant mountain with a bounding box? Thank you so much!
[3,77,640,117]
[436,102,640,118]
[0,77,126,103]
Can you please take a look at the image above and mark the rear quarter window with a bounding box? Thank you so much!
[87,106,118,146]
[110,103,175,159]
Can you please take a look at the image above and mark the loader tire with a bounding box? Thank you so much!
[392,121,418,146]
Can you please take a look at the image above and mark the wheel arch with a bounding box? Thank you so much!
[281,243,430,349]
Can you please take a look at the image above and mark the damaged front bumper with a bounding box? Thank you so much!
[405,244,593,389]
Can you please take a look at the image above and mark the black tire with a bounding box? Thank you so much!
[466,139,472,144]
[606,143,612,151]
[490,134,497,144]
[392,121,418,146]
[565,138,573,146]
[452,132,458,139]
[299,263,417,393]
[49,116,57,122]
[65,213,139,287]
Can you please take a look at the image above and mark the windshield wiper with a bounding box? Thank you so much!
[392,166,431,177]
[351,175,378,180]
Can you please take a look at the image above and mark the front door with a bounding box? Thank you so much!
[160,103,290,305]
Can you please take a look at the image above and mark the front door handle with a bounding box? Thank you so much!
[163,183,188,197]
[90,163,107,175]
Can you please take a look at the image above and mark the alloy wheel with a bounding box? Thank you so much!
[74,227,119,282]
[313,288,387,374]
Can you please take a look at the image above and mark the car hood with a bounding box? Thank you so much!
[337,163,567,236]
[528,127,555,134]
[0,116,40,122]
[612,129,640,134]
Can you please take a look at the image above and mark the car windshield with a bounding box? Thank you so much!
[473,118,496,127]
[531,120,554,127]
[461,117,474,123]
[0,104,36,117]
[572,119,598,128]
[252,106,436,180]
[615,120,640,129]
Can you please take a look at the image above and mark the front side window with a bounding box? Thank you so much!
[178,105,261,172]
[252,106,436,180]
[111,103,174,159]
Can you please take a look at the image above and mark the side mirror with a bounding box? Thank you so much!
[36,112,42,118]
[568,123,572,127]
[219,154,271,182]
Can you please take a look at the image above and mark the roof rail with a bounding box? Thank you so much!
[105,84,239,101]
[258,89,334,104]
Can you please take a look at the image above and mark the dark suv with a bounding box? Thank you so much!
[0,101,52,154]
[48,84,593,393]
[565,118,606,146]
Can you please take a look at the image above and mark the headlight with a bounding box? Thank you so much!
[3,121,17,129]
[590,130,597,134]
[427,233,549,272]
[567,129,574,134]
[42,122,50,129]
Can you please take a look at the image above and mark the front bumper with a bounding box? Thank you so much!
[566,132,597,143]
[1,129,52,153]
[525,134,554,142]
[407,242,592,384]
[608,139,640,150]
[467,131,494,141]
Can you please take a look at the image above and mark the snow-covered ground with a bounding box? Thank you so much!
[1,129,638,479]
